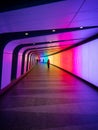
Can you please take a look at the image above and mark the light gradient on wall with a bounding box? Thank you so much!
[48,39,98,87]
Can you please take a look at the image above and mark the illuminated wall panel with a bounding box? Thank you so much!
[72,39,98,86]
[28,54,32,70]
[81,40,98,86]
[1,40,36,89]
[48,39,98,87]
[17,52,23,78]
[1,52,12,89]
[24,53,29,73]
[49,49,74,73]
[1,41,18,89]
[60,49,74,72]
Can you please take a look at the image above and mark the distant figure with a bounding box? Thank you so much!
[36,59,39,64]
[47,59,50,68]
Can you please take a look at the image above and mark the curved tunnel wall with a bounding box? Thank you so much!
[1,35,98,91]
[47,38,98,87]
[0,31,67,90]
[1,41,36,90]
[17,49,35,79]
[17,47,34,78]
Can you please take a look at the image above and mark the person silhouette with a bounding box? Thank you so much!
[47,59,50,68]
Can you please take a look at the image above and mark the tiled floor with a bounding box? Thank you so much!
[0,63,98,130]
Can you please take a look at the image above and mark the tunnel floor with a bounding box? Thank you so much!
[0,63,98,130]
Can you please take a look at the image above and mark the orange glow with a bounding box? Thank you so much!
[49,49,74,72]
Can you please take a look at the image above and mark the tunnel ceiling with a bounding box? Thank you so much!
[0,0,98,56]
[0,0,64,12]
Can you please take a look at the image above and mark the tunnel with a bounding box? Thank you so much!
[0,0,98,129]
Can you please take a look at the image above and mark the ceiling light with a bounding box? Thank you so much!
[52,29,56,32]
[80,26,83,29]
[25,32,29,35]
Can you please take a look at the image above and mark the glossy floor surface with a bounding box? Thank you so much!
[0,63,98,130]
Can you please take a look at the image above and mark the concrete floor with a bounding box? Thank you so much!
[0,63,98,130]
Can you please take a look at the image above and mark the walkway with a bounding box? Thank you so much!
[0,63,98,130]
